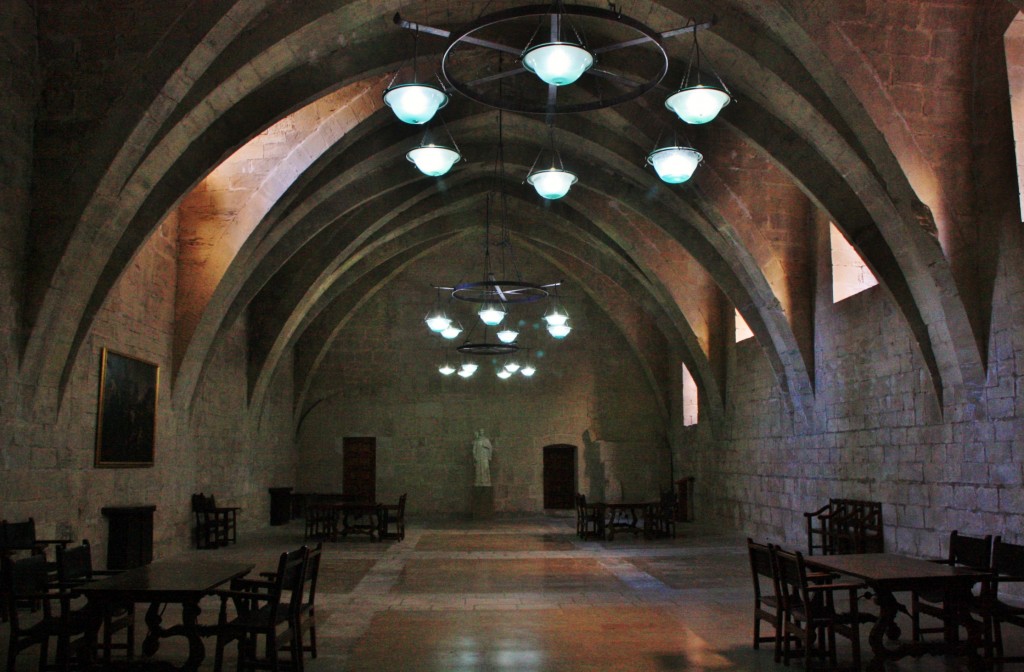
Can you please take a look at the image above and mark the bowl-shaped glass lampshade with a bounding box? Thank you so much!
[496,328,519,344]
[527,168,578,200]
[439,363,456,376]
[664,85,731,125]
[440,323,463,340]
[407,144,460,177]
[497,369,513,379]
[478,303,506,326]
[425,310,452,333]
[458,362,478,378]
[647,146,703,184]
[543,305,568,327]
[522,42,594,86]
[548,322,572,339]
[383,82,449,125]
[521,364,537,377]
[504,360,521,373]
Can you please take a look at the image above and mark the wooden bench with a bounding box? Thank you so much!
[804,498,883,555]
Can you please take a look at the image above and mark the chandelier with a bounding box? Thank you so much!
[423,112,572,379]
[384,2,732,188]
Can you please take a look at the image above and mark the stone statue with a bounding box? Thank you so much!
[472,429,494,487]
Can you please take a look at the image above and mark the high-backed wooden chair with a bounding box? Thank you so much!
[575,494,604,540]
[295,542,322,664]
[1,518,73,557]
[4,554,99,671]
[911,530,992,643]
[214,546,307,672]
[747,539,783,662]
[773,546,864,671]
[56,540,135,663]
[192,493,240,548]
[975,537,1024,662]
[379,494,407,541]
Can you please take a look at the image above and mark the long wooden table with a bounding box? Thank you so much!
[805,553,991,671]
[77,560,254,671]
[322,502,381,541]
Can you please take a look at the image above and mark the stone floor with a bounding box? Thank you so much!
[2,515,1020,670]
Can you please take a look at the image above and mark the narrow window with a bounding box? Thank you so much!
[1006,13,1024,221]
[830,222,877,303]
[681,363,698,426]
[735,309,753,342]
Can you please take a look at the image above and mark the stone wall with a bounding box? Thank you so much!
[298,241,671,514]
[0,201,297,564]
[679,214,1024,557]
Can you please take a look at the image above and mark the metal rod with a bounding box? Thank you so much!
[466,67,526,87]
[394,13,451,40]
[593,35,653,55]
[660,19,715,40]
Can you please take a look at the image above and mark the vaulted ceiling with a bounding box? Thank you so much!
[22,0,1010,430]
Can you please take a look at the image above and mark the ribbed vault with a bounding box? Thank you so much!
[19,0,992,439]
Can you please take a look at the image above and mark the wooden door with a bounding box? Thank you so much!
[543,444,576,509]
[343,437,376,502]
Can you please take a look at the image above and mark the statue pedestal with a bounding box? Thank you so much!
[471,486,494,519]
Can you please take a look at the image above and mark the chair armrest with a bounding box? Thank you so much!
[215,589,273,603]
[804,504,832,519]
[231,578,274,590]
[35,537,73,547]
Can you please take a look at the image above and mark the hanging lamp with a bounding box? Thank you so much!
[407,119,461,176]
[383,28,449,125]
[664,27,731,125]
[526,125,577,200]
[521,4,594,87]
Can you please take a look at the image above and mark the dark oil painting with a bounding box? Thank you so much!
[95,348,159,467]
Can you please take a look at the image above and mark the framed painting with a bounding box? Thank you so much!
[95,348,159,467]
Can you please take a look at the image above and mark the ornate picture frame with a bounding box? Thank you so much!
[95,348,159,467]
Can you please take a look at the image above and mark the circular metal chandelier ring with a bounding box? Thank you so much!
[457,342,520,356]
[450,279,551,304]
[440,3,669,115]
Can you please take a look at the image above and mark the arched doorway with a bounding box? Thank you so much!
[543,444,577,509]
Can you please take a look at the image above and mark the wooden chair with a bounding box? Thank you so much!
[379,494,407,541]
[575,494,604,540]
[1,518,73,557]
[747,539,783,662]
[56,540,135,663]
[192,493,240,548]
[208,494,240,544]
[304,504,335,541]
[214,546,307,672]
[294,542,322,665]
[974,537,1024,662]
[911,530,992,643]
[804,499,884,556]
[773,546,864,671]
[644,490,677,539]
[3,554,99,671]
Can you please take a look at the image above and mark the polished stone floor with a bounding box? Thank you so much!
[2,515,1019,670]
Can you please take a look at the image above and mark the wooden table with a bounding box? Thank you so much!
[324,502,381,541]
[805,553,991,671]
[603,502,655,540]
[77,560,253,671]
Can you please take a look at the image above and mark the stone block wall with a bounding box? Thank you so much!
[678,215,1024,558]
[0,202,297,565]
[298,241,671,514]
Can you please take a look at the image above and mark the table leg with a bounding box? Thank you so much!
[140,599,208,671]
[142,602,163,657]
[181,599,206,672]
